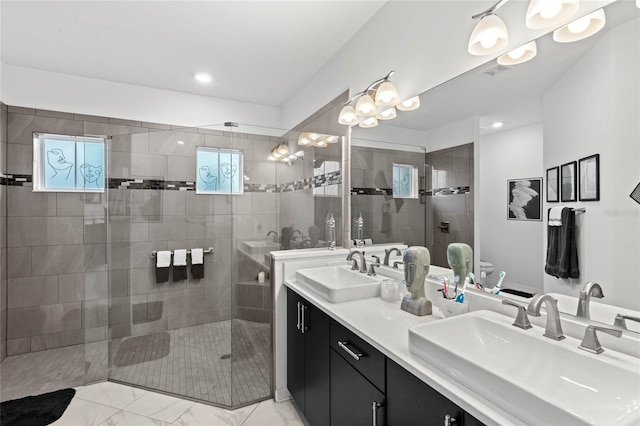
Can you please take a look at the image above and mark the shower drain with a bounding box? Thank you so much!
[220,354,233,360]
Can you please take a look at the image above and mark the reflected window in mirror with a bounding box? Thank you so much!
[393,163,418,198]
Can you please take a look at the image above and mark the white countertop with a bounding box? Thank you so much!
[284,278,522,426]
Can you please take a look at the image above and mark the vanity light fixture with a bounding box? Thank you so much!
[497,40,537,65]
[338,71,420,127]
[268,142,289,161]
[553,8,605,43]
[396,96,420,112]
[194,72,212,84]
[525,0,579,29]
[297,132,339,147]
[468,0,509,56]
[637,0,640,9]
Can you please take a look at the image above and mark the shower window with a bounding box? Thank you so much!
[33,133,106,192]
[393,163,418,198]
[196,147,244,194]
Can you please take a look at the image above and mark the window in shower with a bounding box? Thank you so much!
[33,133,106,192]
[196,147,244,194]
[393,163,418,198]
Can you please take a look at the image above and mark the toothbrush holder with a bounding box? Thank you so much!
[438,297,469,318]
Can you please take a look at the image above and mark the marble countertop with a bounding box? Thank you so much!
[284,278,521,426]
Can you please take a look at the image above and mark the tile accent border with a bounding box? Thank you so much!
[1,172,342,194]
[351,186,470,197]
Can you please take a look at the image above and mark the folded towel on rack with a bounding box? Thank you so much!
[173,249,187,281]
[191,248,204,279]
[548,206,564,226]
[156,251,172,283]
[545,207,579,279]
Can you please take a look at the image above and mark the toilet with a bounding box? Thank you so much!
[479,260,494,279]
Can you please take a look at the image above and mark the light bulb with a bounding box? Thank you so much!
[567,15,590,34]
[309,133,320,141]
[326,135,339,144]
[637,0,640,8]
[396,96,420,111]
[298,133,311,146]
[498,41,537,66]
[295,151,304,157]
[553,9,605,43]
[468,14,509,55]
[359,117,378,128]
[374,81,400,106]
[508,46,527,59]
[194,72,212,84]
[338,105,357,125]
[492,121,504,128]
[278,144,289,155]
[538,0,562,19]
[355,94,377,116]
[376,107,397,120]
[315,140,327,147]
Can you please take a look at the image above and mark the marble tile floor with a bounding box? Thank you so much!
[1,319,271,408]
[50,381,306,425]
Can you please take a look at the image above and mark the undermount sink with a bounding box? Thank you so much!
[242,240,280,254]
[409,310,640,425]
[295,265,383,303]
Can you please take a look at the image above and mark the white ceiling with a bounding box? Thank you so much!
[1,1,386,107]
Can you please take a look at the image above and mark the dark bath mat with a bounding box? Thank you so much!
[0,388,75,426]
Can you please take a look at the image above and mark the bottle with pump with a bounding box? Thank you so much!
[326,213,336,250]
[355,213,364,247]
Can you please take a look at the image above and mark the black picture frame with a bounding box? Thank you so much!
[578,154,600,201]
[561,161,577,202]
[546,167,559,203]
[507,177,542,221]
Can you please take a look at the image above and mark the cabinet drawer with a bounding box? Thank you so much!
[331,320,385,392]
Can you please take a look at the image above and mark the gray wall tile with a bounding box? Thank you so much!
[56,193,85,216]
[7,337,31,355]
[8,113,83,145]
[167,155,196,181]
[7,302,82,339]
[30,329,84,351]
[8,275,59,308]
[84,298,108,328]
[7,187,57,217]
[58,273,85,302]
[6,143,32,174]
[8,246,32,278]
[7,217,84,247]
[148,131,203,156]
[31,245,84,276]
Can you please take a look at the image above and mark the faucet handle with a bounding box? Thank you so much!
[613,314,640,330]
[579,325,623,354]
[367,263,381,277]
[393,261,402,269]
[502,299,532,330]
[371,255,381,264]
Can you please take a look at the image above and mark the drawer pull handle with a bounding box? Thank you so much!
[372,401,382,426]
[338,341,363,361]
[301,305,306,334]
[296,302,301,330]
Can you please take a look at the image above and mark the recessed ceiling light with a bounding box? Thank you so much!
[177,140,185,145]
[492,121,504,128]
[194,72,212,84]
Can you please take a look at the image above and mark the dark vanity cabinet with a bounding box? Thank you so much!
[387,358,466,426]
[287,288,485,426]
[330,321,386,426]
[286,288,331,426]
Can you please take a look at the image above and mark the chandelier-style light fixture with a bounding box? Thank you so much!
[468,0,509,56]
[497,40,537,65]
[338,71,419,128]
[525,0,580,29]
[553,8,606,43]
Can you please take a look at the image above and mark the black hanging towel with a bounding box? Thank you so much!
[545,207,579,279]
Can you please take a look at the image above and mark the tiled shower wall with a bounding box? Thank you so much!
[1,103,7,362]
[425,143,474,267]
[351,146,426,247]
[2,106,279,356]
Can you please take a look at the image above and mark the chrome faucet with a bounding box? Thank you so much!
[613,314,640,330]
[267,230,278,243]
[527,294,565,340]
[576,282,604,319]
[579,325,622,354]
[346,250,367,274]
[384,247,402,266]
[502,299,532,330]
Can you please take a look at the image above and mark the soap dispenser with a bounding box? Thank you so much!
[326,213,336,250]
[354,213,364,248]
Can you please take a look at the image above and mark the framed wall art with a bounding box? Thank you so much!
[578,154,600,201]
[546,166,559,203]
[561,161,577,202]
[507,177,542,221]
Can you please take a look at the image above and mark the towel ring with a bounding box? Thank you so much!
[150,247,214,258]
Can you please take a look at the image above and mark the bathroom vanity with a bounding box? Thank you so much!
[277,248,640,426]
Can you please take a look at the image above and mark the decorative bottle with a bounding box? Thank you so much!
[326,213,336,250]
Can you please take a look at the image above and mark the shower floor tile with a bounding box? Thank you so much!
[0,319,271,409]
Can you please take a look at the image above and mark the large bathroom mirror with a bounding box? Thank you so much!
[350,0,640,325]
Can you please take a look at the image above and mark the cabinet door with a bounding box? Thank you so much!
[303,302,331,426]
[387,359,464,426]
[331,349,386,426]
[287,289,305,411]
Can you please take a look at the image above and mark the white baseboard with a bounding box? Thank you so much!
[274,387,291,403]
